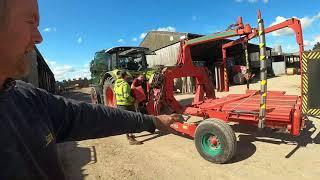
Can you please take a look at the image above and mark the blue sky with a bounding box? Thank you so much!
[37,0,320,81]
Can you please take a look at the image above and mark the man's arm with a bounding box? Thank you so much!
[36,88,156,143]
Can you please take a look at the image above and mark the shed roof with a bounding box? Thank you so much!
[139,31,202,51]
[140,31,272,54]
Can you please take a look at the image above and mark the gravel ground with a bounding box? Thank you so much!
[58,75,320,180]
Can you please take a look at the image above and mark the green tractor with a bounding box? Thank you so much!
[89,46,156,106]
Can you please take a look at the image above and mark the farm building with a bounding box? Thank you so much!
[140,31,273,92]
[270,48,300,75]
[23,47,56,93]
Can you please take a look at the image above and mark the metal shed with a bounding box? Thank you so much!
[23,47,56,93]
[140,31,272,92]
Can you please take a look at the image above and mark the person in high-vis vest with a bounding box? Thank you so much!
[114,70,142,145]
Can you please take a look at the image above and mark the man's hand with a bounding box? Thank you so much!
[152,114,181,133]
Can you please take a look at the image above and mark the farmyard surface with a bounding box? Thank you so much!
[58,75,320,180]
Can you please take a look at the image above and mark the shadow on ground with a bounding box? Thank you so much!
[231,119,320,159]
[229,136,257,163]
[135,131,171,143]
[60,91,91,103]
[57,142,97,180]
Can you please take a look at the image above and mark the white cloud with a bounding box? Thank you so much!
[192,16,197,21]
[304,40,314,47]
[283,44,298,53]
[117,39,125,43]
[43,28,51,32]
[132,37,138,42]
[45,60,57,66]
[54,65,75,79]
[70,68,91,80]
[46,60,91,81]
[275,33,320,52]
[248,0,258,3]
[83,63,89,68]
[43,27,56,32]
[270,12,320,36]
[315,34,320,43]
[77,37,83,44]
[139,32,147,39]
[304,34,320,48]
[155,26,176,32]
[269,16,293,36]
[139,26,176,40]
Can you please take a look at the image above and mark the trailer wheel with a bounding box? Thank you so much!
[90,87,102,104]
[194,119,237,164]
[103,77,116,107]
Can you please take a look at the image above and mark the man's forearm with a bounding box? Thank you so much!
[45,93,156,142]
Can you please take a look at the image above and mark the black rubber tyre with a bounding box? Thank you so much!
[90,87,102,104]
[103,77,116,107]
[194,119,237,164]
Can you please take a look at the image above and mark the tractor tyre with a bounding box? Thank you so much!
[194,119,237,164]
[90,87,102,104]
[103,77,116,107]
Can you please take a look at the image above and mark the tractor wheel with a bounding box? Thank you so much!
[103,77,116,107]
[194,119,237,164]
[90,87,102,104]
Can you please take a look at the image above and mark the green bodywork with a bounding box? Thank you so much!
[90,51,109,85]
[90,47,156,87]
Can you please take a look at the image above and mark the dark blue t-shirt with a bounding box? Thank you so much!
[0,80,155,180]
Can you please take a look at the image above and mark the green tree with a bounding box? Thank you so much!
[312,42,320,51]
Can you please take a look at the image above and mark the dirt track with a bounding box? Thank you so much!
[58,75,320,180]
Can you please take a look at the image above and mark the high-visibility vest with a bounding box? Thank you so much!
[114,78,134,106]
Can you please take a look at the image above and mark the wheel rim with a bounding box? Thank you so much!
[105,87,115,106]
[201,133,222,157]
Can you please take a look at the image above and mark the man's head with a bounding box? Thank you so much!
[137,74,145,81]
[0,0,43,80]
[119,70,128,80]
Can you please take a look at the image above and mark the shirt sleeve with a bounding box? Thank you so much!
[36,88,156,143]
[131,79,140,87]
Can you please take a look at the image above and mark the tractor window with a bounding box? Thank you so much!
[110,53,118,70]
[118,56,145,71]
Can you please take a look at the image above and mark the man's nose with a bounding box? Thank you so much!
[33,28,43,44]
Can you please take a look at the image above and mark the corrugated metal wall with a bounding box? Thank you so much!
[146,43,196,93]
[37,56,56,93]
[272,61,286,75]
[146,43,180,67]
[24,49,39,87]
[23,48,56,93]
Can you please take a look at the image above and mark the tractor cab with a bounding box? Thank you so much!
[90,46,156,106]
[106,46,155,72]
